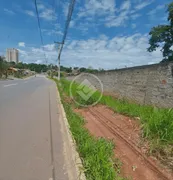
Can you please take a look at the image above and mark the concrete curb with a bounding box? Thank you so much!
[55,84,86,180]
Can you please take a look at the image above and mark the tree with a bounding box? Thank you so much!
[80,67,87,72]
[0,56,9,78]
[148,2,173,61]
[9,61,16,67]
[3,61,9,78]
[15,62,24,69]
[66,67,72,73]
[0,56,3,78]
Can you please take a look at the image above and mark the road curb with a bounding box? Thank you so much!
[55,84,86,180]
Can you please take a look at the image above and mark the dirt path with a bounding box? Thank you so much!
[75,105,173,180]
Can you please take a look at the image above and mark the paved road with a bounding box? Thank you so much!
[0,76,68,180]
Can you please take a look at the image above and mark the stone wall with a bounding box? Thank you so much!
[67,62,173,108]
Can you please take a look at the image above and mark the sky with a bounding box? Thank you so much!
[0,0,172,69]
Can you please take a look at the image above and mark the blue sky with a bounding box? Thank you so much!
[0,0,172,69]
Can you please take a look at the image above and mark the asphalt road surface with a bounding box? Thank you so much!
[0,76,69,180]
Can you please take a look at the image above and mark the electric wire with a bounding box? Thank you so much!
[34,0,48,64]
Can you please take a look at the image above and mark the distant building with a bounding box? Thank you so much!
[6,48,19,63]
[72,67,80,75]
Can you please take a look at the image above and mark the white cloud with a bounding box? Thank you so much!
[18,42,25,47]
[18,49,27,56]
[25,10,35,17]
[19,34,162,69]
[135,0,154,10]
[131,13,141,20]
[43,44,55,51]
[63,2,69,17]
[42,29,63,36]
[37,4,45,10]
[27,3,57,21]
[19,47,57,64]
[147,5,165,16]
[70,20,75,28]
[105,10,129,27]
[61,34,162,69]
[74,22,91,34]
[120,1,131,11]
[4,8,15,15]
[161,15,167,23]
[77,0,115,18]
[99,34,109,40]
[75,0,146,28]
[104,0,146,28]
[40,8,56,21]
[132,23,137,29]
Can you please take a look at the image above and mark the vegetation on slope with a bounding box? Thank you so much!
[58,78,173,165]
[54,78,126,180]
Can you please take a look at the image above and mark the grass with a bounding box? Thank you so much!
[54,78,126,180]
[58,78,173,149]
[101,96,173,145]
[54,77,173,177]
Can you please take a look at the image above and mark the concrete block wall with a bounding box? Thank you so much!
[67,62,173,108]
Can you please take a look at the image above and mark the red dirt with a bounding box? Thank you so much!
[75,105,173,180]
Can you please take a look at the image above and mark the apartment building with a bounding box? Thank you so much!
[6,48,19,63]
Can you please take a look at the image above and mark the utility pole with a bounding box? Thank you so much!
[54,41,63,80]
[54,0,76,80]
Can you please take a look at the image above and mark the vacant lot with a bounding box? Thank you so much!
[54,78,173,180]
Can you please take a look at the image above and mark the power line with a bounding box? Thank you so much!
[59,0,76,58]
[56,0,62,42]
[51,0,62,42]
[52,0,56,10]
[55,0,76,80]
[34,0,44,46]
[34,0,48,64]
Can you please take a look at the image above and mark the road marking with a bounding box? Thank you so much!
[3,83,17,87]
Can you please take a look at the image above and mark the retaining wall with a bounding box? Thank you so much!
[67,62,173,108]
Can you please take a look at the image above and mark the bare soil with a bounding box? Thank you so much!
[75,105,173,180]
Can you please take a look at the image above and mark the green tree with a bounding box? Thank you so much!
[148,2,173,61]
[80,67,87,72]
[9,61,16,67]
[0,56,9,78]
[0,56,3,78]
[65,67,72,73]
[3,61,9,78]
[15,62,25,69]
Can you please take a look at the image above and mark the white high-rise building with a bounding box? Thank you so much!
[6,48,19,63]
